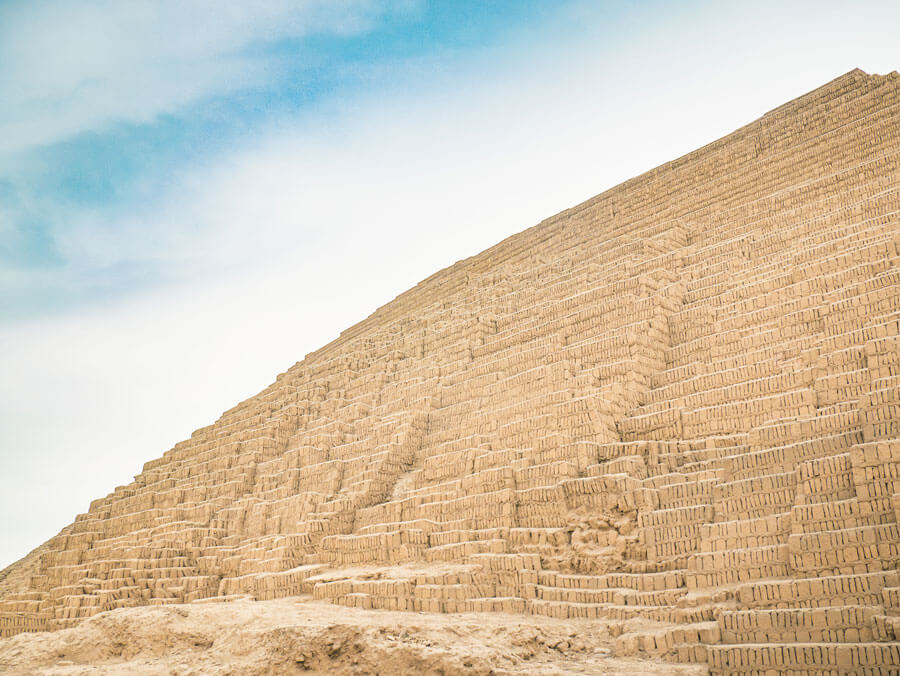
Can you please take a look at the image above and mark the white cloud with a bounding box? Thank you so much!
[0,0,413,154]
[2,0,900,568]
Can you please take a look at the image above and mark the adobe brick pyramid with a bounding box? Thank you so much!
[3,68,900,673]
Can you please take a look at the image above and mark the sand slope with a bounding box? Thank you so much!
[0,598,706,675]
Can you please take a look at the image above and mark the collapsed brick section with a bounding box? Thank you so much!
[2,68,900,673]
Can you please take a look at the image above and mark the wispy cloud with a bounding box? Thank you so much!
[0,0,415,155]
[2,0,568,320]
[0,0,426,319]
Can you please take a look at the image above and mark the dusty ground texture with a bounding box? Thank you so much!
[0,597,707,675]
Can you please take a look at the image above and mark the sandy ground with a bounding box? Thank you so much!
[0,597,708,675]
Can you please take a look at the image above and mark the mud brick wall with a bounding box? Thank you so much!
[3,68,900,673]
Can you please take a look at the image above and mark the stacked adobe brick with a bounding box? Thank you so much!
[2,68,900,673]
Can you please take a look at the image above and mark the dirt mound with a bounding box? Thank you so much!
[0,598,704,675]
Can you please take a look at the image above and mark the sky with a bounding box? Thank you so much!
[1,0,899,569]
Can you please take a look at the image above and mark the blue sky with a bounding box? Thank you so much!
[1,0,899,568]
[0,0,563,318]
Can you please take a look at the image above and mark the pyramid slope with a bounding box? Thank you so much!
[3,68,900,672]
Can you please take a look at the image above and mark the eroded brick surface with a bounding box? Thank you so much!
[3,68,900,673]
